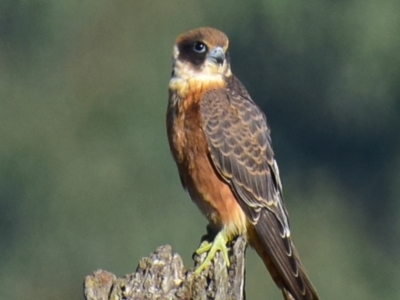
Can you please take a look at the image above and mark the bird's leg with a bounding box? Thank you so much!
[194,231,230,274]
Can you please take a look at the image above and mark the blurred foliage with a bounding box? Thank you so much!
[0,1,399,299]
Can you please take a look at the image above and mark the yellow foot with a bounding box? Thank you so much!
[194,231,230,275]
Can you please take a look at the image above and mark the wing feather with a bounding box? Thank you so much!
[200,76,287,226]
[200,76,318,299]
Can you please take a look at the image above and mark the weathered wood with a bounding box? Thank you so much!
[84,235,247,300]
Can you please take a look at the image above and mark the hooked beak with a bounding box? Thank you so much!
[207,46,225,65]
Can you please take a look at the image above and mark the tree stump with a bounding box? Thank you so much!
[84,235,247,300]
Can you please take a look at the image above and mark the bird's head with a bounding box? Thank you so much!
[170,27,232,92]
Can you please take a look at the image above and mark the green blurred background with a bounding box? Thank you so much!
[1,1,399,299]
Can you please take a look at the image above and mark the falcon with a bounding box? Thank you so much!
[166,27,319,300]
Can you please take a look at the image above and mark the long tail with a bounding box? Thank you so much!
[248,210,319,300]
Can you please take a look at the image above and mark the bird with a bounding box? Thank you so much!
[166,27,319,300]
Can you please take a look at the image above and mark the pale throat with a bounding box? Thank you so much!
[169,59,230,98]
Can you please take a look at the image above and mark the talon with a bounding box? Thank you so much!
[196,241,212,255]
[194,232,230,274]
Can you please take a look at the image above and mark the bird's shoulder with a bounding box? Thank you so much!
[200,76,271,152]
[200,76,264,120]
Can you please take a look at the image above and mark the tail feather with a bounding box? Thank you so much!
[248,210,319,300]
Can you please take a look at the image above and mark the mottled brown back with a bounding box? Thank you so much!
[200,76,319,300]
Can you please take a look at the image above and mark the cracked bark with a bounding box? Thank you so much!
[84,235,247,300]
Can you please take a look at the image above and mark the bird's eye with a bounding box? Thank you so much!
[193,42,207,53]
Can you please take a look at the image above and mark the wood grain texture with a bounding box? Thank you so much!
[83,236,247,300]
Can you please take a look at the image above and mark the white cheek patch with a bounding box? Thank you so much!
[172,59,228,82]
[168,72,225,97]
[173,45,179,59]
[169,50,232,97]
[169,61,226,98]
[173,63,211,81]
